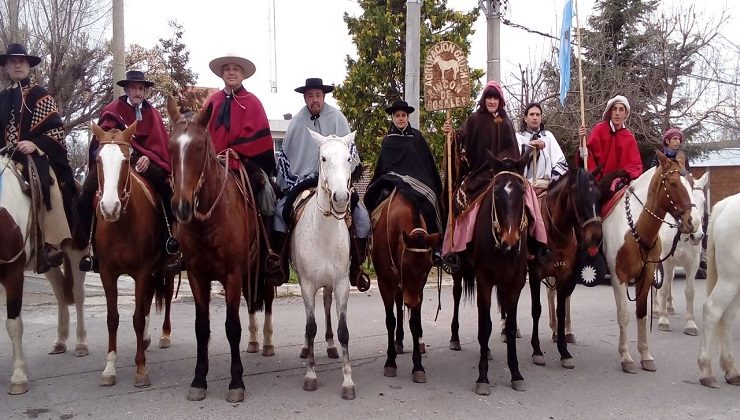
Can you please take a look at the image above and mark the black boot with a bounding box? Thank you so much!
[36,242,63,274]
[350,237,370,292]
[267,231,289,286]
[262,215,282,275]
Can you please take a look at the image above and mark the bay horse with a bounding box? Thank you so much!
[292,129,357,400]
[698,192,740,388]
[528,167,602,369]
[1,154,89,395]
[450,150,532,395]
[601,152,695,374]
[655,171,708,335]
[167,100,272,403]
[371,190,440,383]
[90,122,175,388]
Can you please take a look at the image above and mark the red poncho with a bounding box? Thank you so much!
[203,87,275,174]
[586,121,642,182]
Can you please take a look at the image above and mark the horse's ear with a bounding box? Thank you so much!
[121,121,137,142]
[197,103,214,127]
[656,149,670,168]
[342,131,357,148]
[307,127,326,146]
[517,146,532,174]
[90,121,106,140]
[695,171,709,190]
[486,150,501,172]
[167,95,181,123]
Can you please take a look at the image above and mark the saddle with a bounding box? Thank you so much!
[599,185,629,219]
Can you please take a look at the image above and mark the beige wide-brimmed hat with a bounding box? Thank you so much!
[208,53,256,79]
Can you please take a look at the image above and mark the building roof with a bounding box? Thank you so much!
[691,148,740,167]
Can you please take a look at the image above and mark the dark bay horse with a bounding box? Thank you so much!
[450,150,532,395]
[167,100,272,403]
[90,122,175,388]
[528,167,602,369]
[371,190,440,383]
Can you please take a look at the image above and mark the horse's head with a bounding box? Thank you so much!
[400,228,441,308]
[308,128,354,217]
[685,171,709,245]
[654,151,695,234]
[486,149,530,253]
[167,96,212,224]
[91,121,137,222]
[570,168,603,250]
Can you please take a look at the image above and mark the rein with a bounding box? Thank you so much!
[489,170,528,248]
[192,147,232,221]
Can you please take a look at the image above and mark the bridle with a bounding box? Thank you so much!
[544,173,602,243]
[315,137,351,220]
[490,170,528,248]
[96,139,133,216]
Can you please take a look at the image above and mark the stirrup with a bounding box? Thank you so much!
[265,251,282,274]
[79,254,99,272]
[165,236,180,255]
[356,271,371,292]
[440,254,460,275]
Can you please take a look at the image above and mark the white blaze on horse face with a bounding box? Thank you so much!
[176,133,193,194]
[321,139,352,212]
[99,144,126,219]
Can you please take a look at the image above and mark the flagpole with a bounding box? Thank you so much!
[574,0,587,169]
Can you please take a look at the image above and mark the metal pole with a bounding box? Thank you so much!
[405,0,421,128]
[112,0,125,98]
[8,0,21,43]
[574,0,588,169]
[482,0,501,81]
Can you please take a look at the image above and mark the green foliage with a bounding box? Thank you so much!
[334,0,483,170]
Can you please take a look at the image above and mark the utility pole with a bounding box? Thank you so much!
[112,0,125,97]
[479,0,501,81]
[8,0,21,43]
[405,0,421,128]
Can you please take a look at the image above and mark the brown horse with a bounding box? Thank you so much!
[167,100,272,403]
[371,190,441,383]
[90,122,175,388]
[528,167,602,369]
[450,150,532,395]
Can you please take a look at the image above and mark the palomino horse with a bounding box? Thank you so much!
[167,101,272,403]
[602,152,695,374]
[371,190,440,383]
[698,192,740,388]
[450,150,532,395]
[1,154,89,395]
[655,171,708,335]
[90,122,175,388]
[528,167,602,369]
[292,129,357,400]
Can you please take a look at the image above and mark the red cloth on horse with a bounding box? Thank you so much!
[97,97,172,173]
[585,121,642,182]
[599,184,628,219]
[203,87,275,173]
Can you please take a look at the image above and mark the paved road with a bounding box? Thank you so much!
[1,272,739,419]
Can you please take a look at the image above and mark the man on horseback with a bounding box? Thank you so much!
[364,100,444,266]
[203,53,280,278]
[79,70,178,271]
[651,127,690,171]
[0,43,76,273]
[515,102,568,195]
[272,78,371,291]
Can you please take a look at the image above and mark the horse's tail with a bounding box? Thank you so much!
[461,269,476,301]
[705,204,719,296]
[253,270,267,313]
[61,253,75,305]
[153,271,167,314]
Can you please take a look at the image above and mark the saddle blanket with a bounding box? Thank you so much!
[600,185,628,219]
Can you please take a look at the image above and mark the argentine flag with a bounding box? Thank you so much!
[559,0,573,105]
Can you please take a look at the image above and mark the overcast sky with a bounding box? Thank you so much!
[122,0,736,120]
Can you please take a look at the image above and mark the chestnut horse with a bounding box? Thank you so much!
[1,154,89,395]
[602,152,695,374]
[450,150,532,395]
[167,101,272,403]
[528,167,603,369]
[371,190,440,383]
[90,122,175,388]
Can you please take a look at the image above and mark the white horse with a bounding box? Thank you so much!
[1,155,88,395]
[292,129,356,400]
[654,172,708,335]
[698,192,740,388]
[601,154,696,374]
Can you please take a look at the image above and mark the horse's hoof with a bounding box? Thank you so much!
[327,347,340,359]
[143,337,151,351]
[565,333,576,344]
[449,340,461,351]
[299,347,309,359]
[246,341,259,353]
[532,354,546,366]
[657,322,671,332]
[8,382,29,395]
[262,345,275,357]
[641,360,657,372]
[303,377,318,391]
[551,333,557,343]
[700,377,720,388]
[74,344,89,357]
[561,358,575,369]
[667,307,676,315]
[187,387,206,401]
[474,382,490,396]
[621,361,637,374]
[226,388,245,403]
[395,342,404,354]
[511,380,526,392]
[487,350,493,361]
[341,385,356,400]
[412,371,427,383]
[419,342,426,354]
[49,342,66,354]
[159,336,171,349]
[725,374,740,386]
[384,366,397,377]
[99,375,116,387]
[684,326,698,336]
[134,373,151,388]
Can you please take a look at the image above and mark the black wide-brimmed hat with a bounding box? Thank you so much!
[295,78,334,94]
[116,70,155,88]
[385,100,415,115]
[0,43,41,67]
